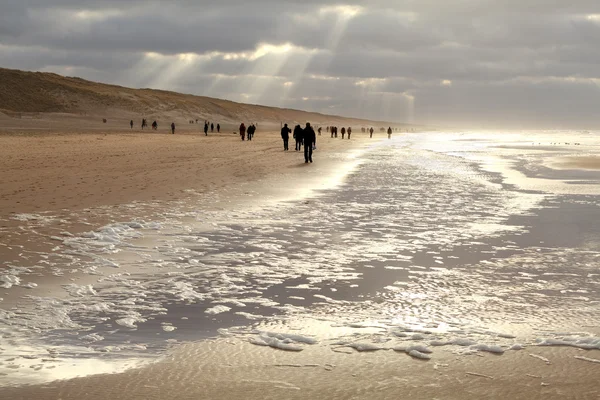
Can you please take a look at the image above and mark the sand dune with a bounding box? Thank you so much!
[0,67,415,129]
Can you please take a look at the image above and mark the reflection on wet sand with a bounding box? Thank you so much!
[1,131,600,398]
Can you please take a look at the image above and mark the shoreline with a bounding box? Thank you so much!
[2,128,600,398]
[3,334,600,400]
[0,125,377,321]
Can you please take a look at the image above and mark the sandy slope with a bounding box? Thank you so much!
[0,67,416,129]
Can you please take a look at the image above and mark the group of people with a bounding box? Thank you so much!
[326,126,353,139]
[281,122,317,163]
[239,123,257,141]
[204,121,220,135]
[131,119,222,136]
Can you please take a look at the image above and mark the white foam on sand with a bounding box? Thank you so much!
[248,332,318,352]
[205,305,232,315]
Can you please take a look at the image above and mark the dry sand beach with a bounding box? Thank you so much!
[1,70,600,400]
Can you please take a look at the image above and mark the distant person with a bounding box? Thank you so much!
[341,127,346,139]
[281,123,291,151]
[204,122,209,136]
[217,123,220,133]
[370,127,374,138]
[334,126,338,138]
[331,126,334,138]
[318,127,322,136]
[347,127,351,139]
[240,123,246,140]
[130,120,134,129]
[171,122,175,134]
[142,119,147,130]
[387,127,392,139]
[303,122,316,163]
[211,123,214,133]
[247,124,255,141]
[152,121,158,130]
[293,124,303,151]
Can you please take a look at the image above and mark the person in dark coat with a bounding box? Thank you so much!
[204,122,209,136]
[217,123,220,133]
[341,127,346,139]
[171,122,175,134]
[387,126,392,139]
[293,124,303,151]
[130,120,134,129]
[370,127,374,138]
[303,122,316,163]
[347,127,352,139]
[211,123,214,132]
[281,123,291,151]
[240,123,246,140]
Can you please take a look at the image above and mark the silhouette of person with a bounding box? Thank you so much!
[370,127,374,138]
[211,123,214,133]
[217,123,220,133]
[240,123,246,140]
[281,123,291,151]
[347,127,351,139]
[171,122,175,134]
[341,127,346,139]
[303,122,316,163]
[293,125,303,151]
[204,122,208,136]
[387,127,392,139]
[318,127,322,136]
[130,120,134,129]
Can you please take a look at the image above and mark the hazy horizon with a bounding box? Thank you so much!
[2,1,600,129]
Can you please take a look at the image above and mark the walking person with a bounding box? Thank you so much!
[318,127,322,136]
[217,123,220,133]
[303,122,316,163]
[341,127,346,139]
[171,122,175,134]
[211,123,214,133]
[130,120,134,129]
[331,126,334,138]
[347,127,351,139]
[281,123,291,151]
[293,124,303,151]
[334,126,338,138]
[240,123,246,140]
[204,122,209,136]
[370,127,374,138]
[387,127,392,139]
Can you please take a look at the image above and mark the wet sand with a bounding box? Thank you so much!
[554,156,600,171]
[2,128,600,399]
[3,336,600,400]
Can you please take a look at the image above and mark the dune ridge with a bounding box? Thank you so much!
[0,67,414,128]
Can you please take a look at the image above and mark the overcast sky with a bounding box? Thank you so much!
[2,1,600,128]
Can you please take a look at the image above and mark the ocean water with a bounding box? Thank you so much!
[1,131,600,385]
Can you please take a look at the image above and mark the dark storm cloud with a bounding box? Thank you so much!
[3,0,600,127]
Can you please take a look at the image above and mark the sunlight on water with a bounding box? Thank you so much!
[1,131,600,385]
